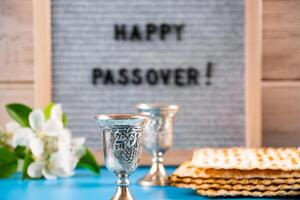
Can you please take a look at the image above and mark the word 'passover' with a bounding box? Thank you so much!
[114,24,185,41]
[92,62,213,86]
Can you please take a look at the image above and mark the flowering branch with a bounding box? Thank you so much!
[0,103,99,180]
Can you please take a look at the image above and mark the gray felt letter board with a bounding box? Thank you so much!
[51,0,245,149]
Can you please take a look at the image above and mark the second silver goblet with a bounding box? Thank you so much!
[95,114,148,200]
[136,104,179,186]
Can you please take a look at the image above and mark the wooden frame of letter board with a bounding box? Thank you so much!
[33,0,263,165]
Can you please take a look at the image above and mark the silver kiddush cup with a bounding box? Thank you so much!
[95,114,148,200]
[136,104,179,186]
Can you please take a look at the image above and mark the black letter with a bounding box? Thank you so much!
[118,68,129,85]
[174,24,185,41]
[146,23,157,41]
[130,25,142,41]
[160,69,172,85]
[114,24,127,40]
[146,69,159,85]
[187,68,199,85]
[206,62,213,85]
[175,68,185,86]
[132,68,142,85]
[103,69,115,85]
[160,24,171,40]
[92,68,102,85]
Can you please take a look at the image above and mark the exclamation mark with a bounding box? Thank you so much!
[206,62,213,86]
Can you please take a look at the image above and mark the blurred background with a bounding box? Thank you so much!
[1,0,300,150]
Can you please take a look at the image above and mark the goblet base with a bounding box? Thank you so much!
[138,175,169,187]
[112,186,135,200]
[138,161,169,186]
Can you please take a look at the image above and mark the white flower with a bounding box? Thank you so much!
[30,138,44,158]
[12,128,35,148]
[29,106,64,137]
[58,129,71,152]
[10,104,64,149]
[41,168,57,180]
[29,110,45,132]
[1,121,22,146]
[1,104,86,180]
[50,104,63,121]
[28,161,44,178]
[71,137,86,158]
[49,151,74,177]
[24,104,86,180]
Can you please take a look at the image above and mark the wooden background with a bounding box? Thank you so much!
[262,0,300,146]
[1,0,300,147]
[0,0,34,124]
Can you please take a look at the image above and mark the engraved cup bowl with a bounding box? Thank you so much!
[95,114,148,200]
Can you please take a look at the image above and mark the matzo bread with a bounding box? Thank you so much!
[172,161,300,179]
[192,148,300,170]
[170,148,300,197]
[171,181,300,191]
[170,175,300,185]
[197,189,300,197]
[171,183,300,197]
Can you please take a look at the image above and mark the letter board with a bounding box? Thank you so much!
[51,0,245,148]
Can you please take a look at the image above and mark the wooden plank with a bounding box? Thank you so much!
[33,0,52,107]
[0,0,33,82]
[263,0,300,80]
[262,83,300,147]
[245,0,263,147]
[263,81,300,87]
[93,149,193,166]
[0,83,34,126]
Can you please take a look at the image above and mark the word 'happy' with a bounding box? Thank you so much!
[114,23,185,41]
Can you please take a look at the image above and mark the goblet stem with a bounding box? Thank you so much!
[112,174,134,200]
[153,152,167,176]
[138,152,169,186]
[117,173,130,186]
[151,152,168,183]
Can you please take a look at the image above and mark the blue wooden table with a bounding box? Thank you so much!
[0,167,299,200]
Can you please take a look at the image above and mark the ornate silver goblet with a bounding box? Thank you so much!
[95,114,148,200]
[136,104,179,186]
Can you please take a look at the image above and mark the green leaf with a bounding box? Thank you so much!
[44,102,54,120]
[22,150,33,179]
[0,147,18,178]
[0,140,12,150]
[5,104,32,127]
[62,112,67,127]
[77,148,100,174]
[14,146,26,159]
